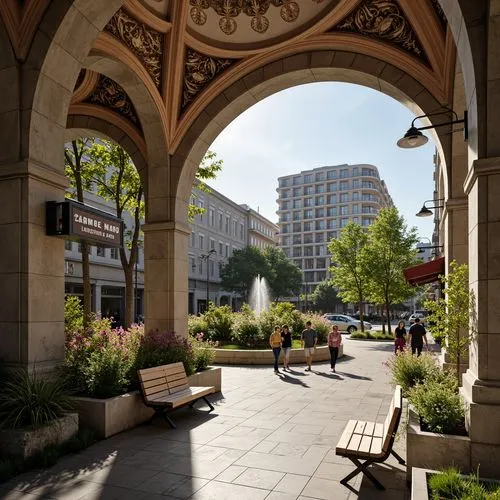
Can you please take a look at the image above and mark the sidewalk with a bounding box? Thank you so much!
[0,339,408,499]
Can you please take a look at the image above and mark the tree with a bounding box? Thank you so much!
[310,280,342,313]
[65,139,93,326]
[80,140,144,328]
[329,222,371,332]
[188,151,223,221]
[425,261,474,385]
[366,207,419,334]
[220,246,270,299]
[263,246,302,300]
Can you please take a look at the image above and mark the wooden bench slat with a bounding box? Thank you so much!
[335,420,358,453]
[370,437,383,455]
[152,386,215,408]
[145,389,171,402]
[354,421,366,434]
[346,433,363,453]
[139,371,168,383]
[364,421,375,436]
[358,435,372,454]
[143,384,169,397]
[168,377,189,388]
[141,378,168,389]
[374,423,384,438]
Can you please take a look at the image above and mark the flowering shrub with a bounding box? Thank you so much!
[188,315,208,336]
[190,332,216,371]
[135,330,196,377]
[65,316,141,398]
[203,304,234,341]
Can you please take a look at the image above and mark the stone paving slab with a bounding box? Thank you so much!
[0,339,408,499]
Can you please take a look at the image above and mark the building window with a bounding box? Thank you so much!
[327,231,338,240]
[199,234,204,250]
[210,260,214,277]
[304,174,313,183]
[293,199,302,209]
[209,209,215,226]
[340,181,349,191]
[293,211,301,221]
[65,240,72,251]
[293,222,301,232]
[315,220,325,230]
[293,187,301,197]
[293,176,301,185]
[315,196,325,206]
[304,186,313,195]
[199,259,203,275]
[316,257,326,268]
[225,216,229,233]
[315,233,324,243]
[353,179,360,189]
[315,185,325,194]
[352,204,360,214]
[111,248,119,260]
[327,194,337,204]
[225,244,229,257]
[210,238,215,250]
[340,169,349,178]
[293,247,302,257]
[240,223,244,240]
[340,193,349,203]
[328,219,338,229]
[304,258,314,269]
[352,192,360,201]
[327,182,337,192]
[315,172,325,182]
[327,207,337,217]
[316,208,325,218]
[303,221,312,231]
[327,170,337,180]
[352,167,359,177]
[340,205,349,215]
[304,209,313,219]
[304,197,313,207]
[340,218,349,228]
[96,246,106,257]
[218,213,223,230]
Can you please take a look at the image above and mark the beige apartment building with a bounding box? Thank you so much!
[277,164,393,296]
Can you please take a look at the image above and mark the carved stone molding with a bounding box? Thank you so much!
[332,0,428,64]
[429,0,447,31]
[84,74,142,130]
[105,8,163,89]
[182,47,235,111]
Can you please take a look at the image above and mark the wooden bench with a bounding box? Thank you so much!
[335,385,405,490]
[137,362,215,429]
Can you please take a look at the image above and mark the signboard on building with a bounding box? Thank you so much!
[46,200,123,248]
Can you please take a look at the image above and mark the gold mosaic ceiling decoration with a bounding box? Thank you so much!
[84,74,142,130]
[189,0,326,36]
[333,0,427,63]
[105,8,163,89]
[182,48,235,110]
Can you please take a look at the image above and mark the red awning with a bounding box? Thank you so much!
[404,257,445,286]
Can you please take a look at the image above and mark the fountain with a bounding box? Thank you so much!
[248,274,271,314]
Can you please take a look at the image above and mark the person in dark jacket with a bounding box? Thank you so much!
[280,325,292,371]
[408,317,428,356]
[394,321,406,353]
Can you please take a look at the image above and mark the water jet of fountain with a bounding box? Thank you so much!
[248,274,271,315]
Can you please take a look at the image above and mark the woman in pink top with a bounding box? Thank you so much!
[328,325,342,372]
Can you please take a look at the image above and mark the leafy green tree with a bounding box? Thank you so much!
[425,261,474,385]
[366,207,419,334]
[78,139,144,328]
[329,223,371,331]
[189,150,223,221]
[263,246,302,300]
[220,246,270,300]
[310,280,342,313]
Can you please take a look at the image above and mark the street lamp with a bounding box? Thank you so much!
[200,249,216,310]
[416,198,444,217]
[397,110,468,149]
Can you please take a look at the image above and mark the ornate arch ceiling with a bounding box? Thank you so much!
[0,0,456,157]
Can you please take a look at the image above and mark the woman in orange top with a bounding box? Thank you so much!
[328,325,342,373]
[269,326,282,373]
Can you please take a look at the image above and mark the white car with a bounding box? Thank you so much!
[323,314,372,334]
[409,310,429,326]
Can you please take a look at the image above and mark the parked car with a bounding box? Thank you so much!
[408,310,429,326]
[322,314,372,334]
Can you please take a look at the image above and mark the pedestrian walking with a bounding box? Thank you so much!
[301,321,317,371]
[394,320,406,354]
[408,317,428,356]
[269,326,282,373]
[328,324,342,372]
[281,324,292,370]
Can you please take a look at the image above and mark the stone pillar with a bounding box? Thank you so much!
[142,221,190,336]
[444,198,469,266]
[461,157,500,478]
[0,161,67,371]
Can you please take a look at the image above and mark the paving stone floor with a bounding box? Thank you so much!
[0,339,408,499]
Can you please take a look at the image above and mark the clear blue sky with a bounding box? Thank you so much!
[207,82,436,240]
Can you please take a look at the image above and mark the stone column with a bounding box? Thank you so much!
[0,161,67,371]
[444,198,469,266]
[142,221,190,336]
[461,157,500,478]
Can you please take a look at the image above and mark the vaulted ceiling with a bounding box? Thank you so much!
[0,0,455,156]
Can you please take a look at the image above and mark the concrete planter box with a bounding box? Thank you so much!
[407,404,471,482]
[213,344,343,365]
[74,367,222,438]
[411,467,500,500]
[0,413,79,459]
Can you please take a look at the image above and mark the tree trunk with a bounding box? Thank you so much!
[385,298,392,335]
[123,262,134,327]
[358,296,365,332]
[80,242,91,327]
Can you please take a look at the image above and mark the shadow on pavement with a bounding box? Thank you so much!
[276,372,310,388]
[335,371,372,381]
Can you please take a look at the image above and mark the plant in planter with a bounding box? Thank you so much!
[386,350,439,396]
[408,372,465,435]
[425,261,475,385]
[428,468,500,499]
[0,369,78,458]
[190,332,216,372]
